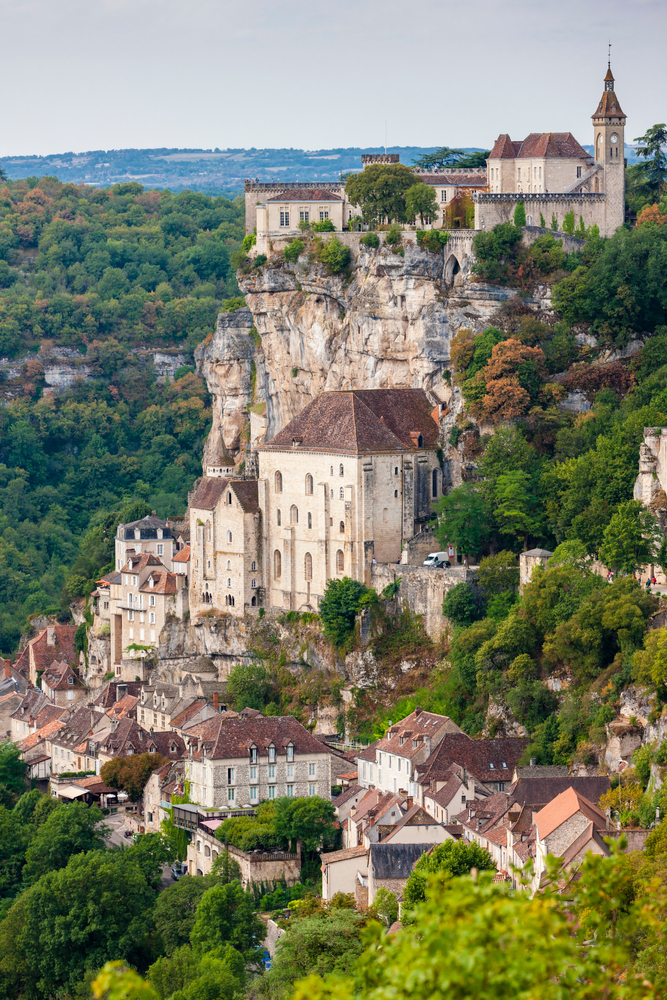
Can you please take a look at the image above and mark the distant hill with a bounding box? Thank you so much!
[0,146,486,194]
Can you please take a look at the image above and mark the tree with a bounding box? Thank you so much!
[494,471,542,548]
[189,882,263,960]
[0,850,157,999]
[153,875,212,954]
[345,164,416,226]
[442,582,480,627]
[318,577,375,649]
[226,662,274,711]
[472,222,523,281]
[513,200,527,226]
[148,944,243,1000]
[0,807,33,899]
[411,147,465,170]
[435,482,491,559]
[263,907,366,996]
[599,500,661,574]
[0,740,26,805]
[367,885,399,927]
[272,796,337,853]
[404,183,439,226]
[403,839,496,910]
[101,752,168,802]
[477,551,520,597]
[22,800,107,885]
[634,124,667,202]
[316,237,350,275]
[124,832,175,888]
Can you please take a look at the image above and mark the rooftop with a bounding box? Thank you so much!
[489,132,589,160]
[534,787,607,841]
[267,188,342,202]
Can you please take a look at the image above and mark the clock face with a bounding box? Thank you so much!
[611,134,619,144]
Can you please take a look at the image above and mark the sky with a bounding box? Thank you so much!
[1,0,665,156]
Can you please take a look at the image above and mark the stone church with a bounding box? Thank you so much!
[188,388,443,616]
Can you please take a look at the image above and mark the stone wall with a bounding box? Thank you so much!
[371,562,473,640]
[473,192,611,236]
[226,842,301,887]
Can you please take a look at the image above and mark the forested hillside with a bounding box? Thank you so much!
[0,178,245,654]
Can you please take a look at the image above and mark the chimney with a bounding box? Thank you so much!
[529,758,536,767]
[4,660,10,679]
[213,692,219,711]
[423,735,432,756]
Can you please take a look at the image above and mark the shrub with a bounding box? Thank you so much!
[284,239,305,263]
[360,232,380,248]
[312,219,335,232]
[318,577,376,648]
[385,224,402,246]
[253,254,267,268]
[417,229,450,252]
[318,237,351,275]
[513,201,527,227]
[241,233,256,252]
[443,582,481,627]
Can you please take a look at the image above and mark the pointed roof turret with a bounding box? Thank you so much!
[593,61,625,120]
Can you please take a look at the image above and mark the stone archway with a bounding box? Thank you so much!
[444,253,461,287]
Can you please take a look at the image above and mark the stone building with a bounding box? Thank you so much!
[532,787,610,888]
[184,714,332,808]
[519,548,553,591]
[257,389,442,610]
[256,188,347,238]
[14,624,77,686]
[40,660,86,708]
[114,514,176,572]
[475,63,626,237]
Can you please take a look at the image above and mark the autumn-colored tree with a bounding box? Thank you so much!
[101,753,168,802]
[449,328,476,375]
[468,338,547,422]
[443,189,475,230]
[636,204,667,226]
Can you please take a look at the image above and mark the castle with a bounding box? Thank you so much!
[245,63,626,240]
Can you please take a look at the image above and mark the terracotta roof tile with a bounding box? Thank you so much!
[169,699,208,728]
[418,172,488,187]
[121,553,164,572]
[489,132,589,160]
[510,776,610,809]
[417,734,529,785]
[535,787,607,841]
[191,715,329,760]
[593,90,625,119]
[42,661,82,691]
[173,544,191,563]
[320,845,367,863]
[140,571,178,595]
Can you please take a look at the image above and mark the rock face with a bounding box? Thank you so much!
[196,244,518,462]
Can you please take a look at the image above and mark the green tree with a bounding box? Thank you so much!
[477,551,520,597]
[403,839,495,910]
[634,123,667,202]
[317,237,351,275]
[599,500,661,574]
[148,944,243,1000]
[345,164,416,226]
[273,796,337,853]
[226,662,274,711]
[318,577,375,649]
[411,147,465,170]
[435,482,491,559]
[0,807,33,899]
[494,470,541,548]
[124,833,175,889]
[22,800,107,885]
[189,882,263,961]
[513,200,527,226]
[0,740,26,805]
[404,183,439,226]
[101,753,168,802]
[153,876,212,955]
[442,582,480,627]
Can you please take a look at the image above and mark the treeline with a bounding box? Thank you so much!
[0,177,244,357]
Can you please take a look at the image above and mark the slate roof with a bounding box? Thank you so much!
[593,73,625,119]
[489,132,589,159]
[97,718,185,759]
[267,188,342,202]
[117,515,173,540]
[534,788,607,841]
[417,734,529,785]
[418,172,488,188]
[190,715,330,761]
[11,689,50,722]
[369,842,432,880]
[514,765,569,779]
[510,775,610,809]
[261,389,439,456]
[97,571,121,587]
[51,706,104,748]
[333,784,364,808]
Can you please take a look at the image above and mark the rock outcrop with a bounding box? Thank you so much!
[196,243,519,463]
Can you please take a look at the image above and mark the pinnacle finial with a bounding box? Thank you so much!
[608,40,611,68]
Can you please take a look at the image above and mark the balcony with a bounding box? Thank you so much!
[115,601,146,612]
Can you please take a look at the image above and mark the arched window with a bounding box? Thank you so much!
[226,530,232,543]
[339,464,344,476]
[336,549,344,573]
[227,560,231,570]
[227,492,232,504]
[307,512,312,528]
[339,520,345,533]
[275,471,283,493]
[432,469,438,498]
[339,487,344,499]
[394,466,399,475]
[394,489,398,498]
[227,578,231,587]
[290,505,298,524]
[277,509,281,526]
[251,561,256,571]
[304,552,312,581]
[330,466,334,475]
[251,579,256,588]
[251,595,257,606]
[274,550,282,578]
[206,522,211,540]
[417,434,424,448]
[305,474,313,495]
[330,489,334,499]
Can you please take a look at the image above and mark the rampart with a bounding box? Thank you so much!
[473,191,609,235]
[371,562,474,639]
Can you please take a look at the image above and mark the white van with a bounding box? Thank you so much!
[423,552,450,568]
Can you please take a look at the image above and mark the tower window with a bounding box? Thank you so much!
[304,552,312,581]
[307,512,312,528]
[305,474,313,495]
[277,509,281,526]
[275,471,283,493]
[274,550,282,579]
[339,521,345,533]
[226,530,232,543]
[336,549,344,573]
[339,464,344,476]
[290,505,298,524]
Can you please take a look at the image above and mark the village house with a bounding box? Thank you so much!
[185,714,333,809]
[0,660,27,739]
[45,705,106,776]
[143,759,185,833]
[413,733,530,801]
[531,787,610,888]
[321,845,369,903]
[14,624,77,687]
[94,717,185,767]
[114,514,177,572]
[379,802,459,845]
[40,660,86,708]
[255,188,349,238]
[368,842,433,907]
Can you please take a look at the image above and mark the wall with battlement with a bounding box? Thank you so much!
[244,180,345,234]
[473,191,612,236]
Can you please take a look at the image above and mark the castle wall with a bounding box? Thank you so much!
[370,562,474,640]
[474,192,610,235]
[244,181,345,235]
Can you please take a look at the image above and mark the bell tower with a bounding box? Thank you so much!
[592,52,626,235]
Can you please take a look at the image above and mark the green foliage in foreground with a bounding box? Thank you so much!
[402,839,495,911]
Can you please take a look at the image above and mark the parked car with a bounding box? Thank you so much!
[423,552,451,568]
[171,860,188,880]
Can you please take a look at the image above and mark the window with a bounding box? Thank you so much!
[432,469,438,498]
[287,763,294,777]
[150,612,156,624]
[489,762,494,769]
[150,595,155,607]
[252,578,257,588]
[330,489,334,499]
[304,552,312,581]
[227,492,232,504]
[394,489,398,498]
[277,508,281,526]
[227,578,231,587]
[286,744,294,762]
[250,765,257,780]
[250,785,258,800]
[274,550,282,578]
[275,471,283,493]
[330,466,334,475]
[299,209,309,223]
[279,209,289,227]
[227,530,232,543]
[225,594,235,606]
[383,508,388,522]
[128,609,135,622]
[268,785,275,799]
[339,520,345,533]
[577,166,582,178]
[290,504,298,524]
[286,784,294,797]
[305,474,313,495]
[441,190,447,201]
[227,787,235,801]
[250,745,258,763]
[336,549,344,573]
[308,784,316,796]
[268,764,275,779]
[308,762,316,776]
[268,745,276,763]
[307,512,312,528]
[204,844,211,857]
[319,209,328,221]
[227,767,235,784]
[339,464,344,476]
[339,487,344,499]
[227,560,231,570]
[498,782,506,792]
[394,466,399,475]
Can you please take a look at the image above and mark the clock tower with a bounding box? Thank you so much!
[592,58,626,233]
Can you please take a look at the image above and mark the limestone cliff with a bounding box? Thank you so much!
[196,241,518,463]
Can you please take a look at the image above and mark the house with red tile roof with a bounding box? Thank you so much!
[14,624,77,686]
[41,660,86,708]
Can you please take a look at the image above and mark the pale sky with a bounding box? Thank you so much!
[1,0,664,156]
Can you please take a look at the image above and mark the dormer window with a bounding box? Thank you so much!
[149,578,154,588]
[249,746,258,763]
[489,762,495,769]
[502,762,507,769]
[412,739,417,748]
[68,677,74,686]
[286,744,294,762]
